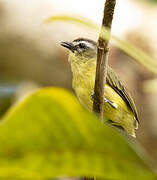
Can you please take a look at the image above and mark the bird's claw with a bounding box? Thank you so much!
[91,93,117,109]
[104,97,117,109]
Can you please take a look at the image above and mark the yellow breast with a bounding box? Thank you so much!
[69,53,136,137]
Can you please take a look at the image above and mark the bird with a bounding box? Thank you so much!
[61,38,139,137]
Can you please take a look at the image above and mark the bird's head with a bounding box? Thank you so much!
[61,38,97,62]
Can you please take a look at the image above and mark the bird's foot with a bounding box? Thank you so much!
[104,97,117,109]
[91,93,117,109]
[91,93,94,100]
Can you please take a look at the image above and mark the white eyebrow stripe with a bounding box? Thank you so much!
[73,41,95,49]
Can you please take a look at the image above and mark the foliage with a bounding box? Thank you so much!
[144,0,157,3]
[46,15,157,74]
[1,88,156,180]
[1,9,157,180]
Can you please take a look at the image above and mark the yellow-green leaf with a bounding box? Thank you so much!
[45,15,157,74]
[0,87,156,179]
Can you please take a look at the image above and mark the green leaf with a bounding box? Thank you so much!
[45,15,97,29]
[1,87,156,179]
[45,15,157,74]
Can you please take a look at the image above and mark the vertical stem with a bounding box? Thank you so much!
[93,0,116,121]
[84,1,116,180]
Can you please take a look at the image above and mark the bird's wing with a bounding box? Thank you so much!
[106,67,139,123]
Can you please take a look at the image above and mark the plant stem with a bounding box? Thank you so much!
[93,0,116,121]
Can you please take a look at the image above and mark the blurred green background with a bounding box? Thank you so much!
[0,0,157,161]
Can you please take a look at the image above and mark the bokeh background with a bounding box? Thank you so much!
[0,0,157,159]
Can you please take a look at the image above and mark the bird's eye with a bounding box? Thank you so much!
[79,43,86,49]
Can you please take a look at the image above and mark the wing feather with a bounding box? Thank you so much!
[106,67,139,124]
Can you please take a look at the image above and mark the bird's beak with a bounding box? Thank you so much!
[60,41,75,53]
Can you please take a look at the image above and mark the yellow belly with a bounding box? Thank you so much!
[72,79,136,137]
[70,55,136,137]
